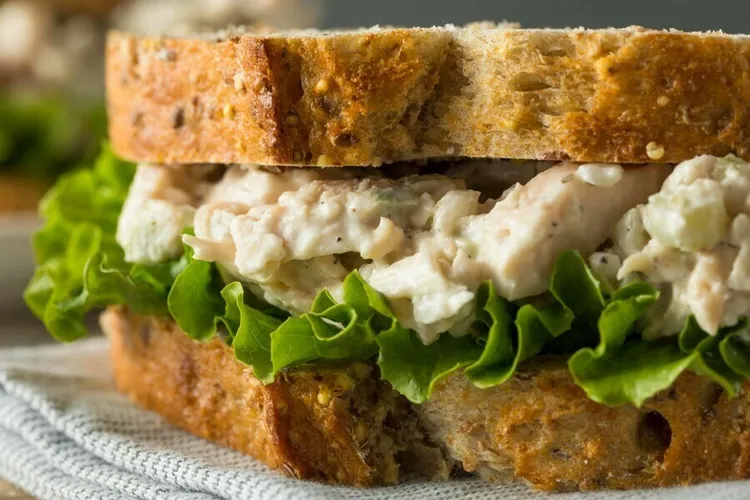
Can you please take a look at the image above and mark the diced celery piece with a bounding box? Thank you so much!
[642,179,728,251]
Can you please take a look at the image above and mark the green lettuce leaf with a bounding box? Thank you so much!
[462,280,570,389]
[571,342,695,407]
[462,281,516,387]
[167,246,224,341]
[23,145,171,341]
[271,273,391,374]
[549,250,605,325]
[543,250,602,353]
[568,287,746,406]
[720,326,750,378]
[377,324,482,404]
[164,242,283,382]
[167,258,388,383]
[461,251,604,393]
[227,283,282,383]
[568,281,664,406]
[270,309,370,369]
[679,318,743,396]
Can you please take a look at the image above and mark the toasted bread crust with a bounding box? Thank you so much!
[108,26,750,167]
[104,308,450,486]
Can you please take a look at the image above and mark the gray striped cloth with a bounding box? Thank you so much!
[1,339,750,500]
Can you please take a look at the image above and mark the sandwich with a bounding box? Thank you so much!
[24,24,750,491]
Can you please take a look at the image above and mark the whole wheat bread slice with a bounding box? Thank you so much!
[104,307,453,486]
[106,307,750,491]
[108,24,750,167]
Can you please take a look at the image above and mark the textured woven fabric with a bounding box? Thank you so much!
[1,339,750,500]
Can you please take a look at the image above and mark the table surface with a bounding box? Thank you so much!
[0,307,55,500]
[1,208,61,498]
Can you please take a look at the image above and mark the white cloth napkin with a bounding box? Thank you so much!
[1,339,750,500]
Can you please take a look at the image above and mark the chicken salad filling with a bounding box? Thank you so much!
[24,146,750,406]
[592,155,750,340]
[117,160,668,342]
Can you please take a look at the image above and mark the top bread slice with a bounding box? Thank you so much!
[107,24,750,167]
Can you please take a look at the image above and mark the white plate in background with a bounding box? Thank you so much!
[0,215,39,309]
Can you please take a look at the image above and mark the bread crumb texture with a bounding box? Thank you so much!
[421,358,750,491]
[104,307,451,486]
[106,307,750,491]
[108,26,750,166]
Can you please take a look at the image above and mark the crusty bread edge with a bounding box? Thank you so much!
[108,26,750,167]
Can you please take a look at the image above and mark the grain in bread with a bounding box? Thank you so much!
[422,360,750,491]
[104,307,452,485]
[108,25,750,167]
[105,307,750,491]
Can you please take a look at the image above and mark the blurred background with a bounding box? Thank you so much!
[0,0,744,345]
[323,0,747,32]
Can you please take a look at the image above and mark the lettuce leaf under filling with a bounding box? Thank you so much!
[25,147,750,405]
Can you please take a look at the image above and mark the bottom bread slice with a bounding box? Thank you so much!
[422,361,750,490]
[103,307,452,486]
[105,307,750,490]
